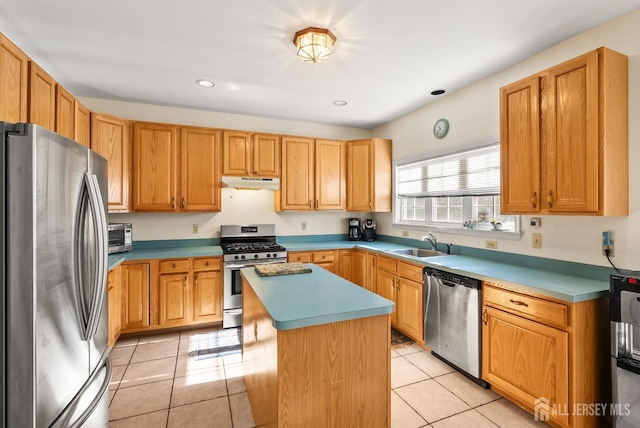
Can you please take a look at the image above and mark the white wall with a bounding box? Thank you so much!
[80,97,373,240]
[372,9,640,270]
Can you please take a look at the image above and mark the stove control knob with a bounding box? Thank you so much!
[234,255,239,260]
[241,255,246,260]
[254,254,259,259]
[266,253,271,258]
[272,253,278,258]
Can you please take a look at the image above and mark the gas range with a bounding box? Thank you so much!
[220,224,287,328]
[220,224,287,262]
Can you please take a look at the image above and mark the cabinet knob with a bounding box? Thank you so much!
[171,197,175,209]
[482,308,488,325]
[509,299,529,307]
[531,191,538,208]
[172,263,176,268]
[205,261,209,266]
[184,276,188,287]
[547,191,553,208]
[181,198,186,209]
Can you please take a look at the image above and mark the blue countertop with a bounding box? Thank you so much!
[107,239,609,303]
[241,264,394,330]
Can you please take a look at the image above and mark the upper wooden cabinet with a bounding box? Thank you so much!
[347,138,392,212]
[132,121,221,212]
[500,47,628,216]
[0,33,29,123]
[180,126,221,211]
[55,84,75,140]
[28,61,56,131]
[132,121,178,211]
[222,131,280,177]
[315,139,346,210]
[74,100,91,148]
[91,112,130,212]
[279,136,315,210]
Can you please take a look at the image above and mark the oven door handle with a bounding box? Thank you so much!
[225,264,250,269]
[224,260,286,269]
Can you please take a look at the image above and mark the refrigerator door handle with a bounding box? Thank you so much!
[85,173,108,339]
[73,172,108,340]
[49,354,112,428]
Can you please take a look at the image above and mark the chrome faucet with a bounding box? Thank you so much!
[420,232,437,251]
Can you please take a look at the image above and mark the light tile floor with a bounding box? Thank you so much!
[108,326,550,427]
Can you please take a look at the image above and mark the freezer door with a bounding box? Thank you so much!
[5,124,99,426]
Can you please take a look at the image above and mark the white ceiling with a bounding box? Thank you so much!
[1,1,639,130]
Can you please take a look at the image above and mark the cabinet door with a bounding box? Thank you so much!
[28,61,56,130]
[55,84,75,140]
[107,267,122,348]
[315,139,346,210]
[482,306,568,427]
[193,270,222,323]
[74,100,91,148]
[397,277,423,342]
[347,139,391,212]
[91,113,130,211]
[352,251,367,288]
[132,122,178,211]
[0,33,29,122]
[181,126,221,211]
[280,136,314,210]
[376,269,397,324]
[546,51,599,213]
[339,250,354,282]
[121,263,150,331]
[223,131,251,176]
[366,253,377,293]
[499,75,541,214]
[159,273,190,327]
[253,133,280,177]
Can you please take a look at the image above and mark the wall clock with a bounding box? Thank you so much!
[433,118,449,139]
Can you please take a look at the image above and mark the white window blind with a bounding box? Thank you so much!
[396,143,500,197]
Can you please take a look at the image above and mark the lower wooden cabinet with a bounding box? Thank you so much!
[121,262,151,332]
[107,266,122,348]
[158,257,222,328]
[288,250,338,274]
[375,256,424,343]
[482,282,610,428]
[338,249,366,287]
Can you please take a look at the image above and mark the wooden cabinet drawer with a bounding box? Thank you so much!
[159,259,191,273]
[398,262,423,282]
[193,257,220,271]
[312,251,334,263]
[377,256,397,273]
[289,252,311,263]
[484,284,569,328]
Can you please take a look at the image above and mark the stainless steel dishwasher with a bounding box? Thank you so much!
[424,266,487,387]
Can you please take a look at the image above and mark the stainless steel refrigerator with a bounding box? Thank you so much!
[1,122,111,427]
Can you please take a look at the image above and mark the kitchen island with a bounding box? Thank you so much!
[241,264,395,427]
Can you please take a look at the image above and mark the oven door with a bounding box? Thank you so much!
[223,263,246,311]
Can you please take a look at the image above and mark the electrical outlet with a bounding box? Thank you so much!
[402,231,409,237]
[603,239,615,257]
[193,224,199,234]
[301,221,307,231]
[532,233,542,249]
[485,240,497,249]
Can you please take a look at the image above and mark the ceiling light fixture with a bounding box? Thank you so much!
[430,89,446,96]
[196,79,215,88]
[293,27,336,63]
[333,100,347,106]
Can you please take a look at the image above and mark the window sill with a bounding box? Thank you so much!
[393,223,523,241]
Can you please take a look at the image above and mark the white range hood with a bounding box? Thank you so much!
[221,176,280,190]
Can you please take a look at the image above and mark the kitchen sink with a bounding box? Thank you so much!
[385,248,446,258]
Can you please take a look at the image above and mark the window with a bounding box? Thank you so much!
[394,144,519,234]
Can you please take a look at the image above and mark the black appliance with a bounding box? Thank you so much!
[348,218,361,241]
[220,224,287,328]
[610,274,640,427]
[362,219,376,241]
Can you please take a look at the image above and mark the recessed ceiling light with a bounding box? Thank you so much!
[333,100,347,106]
[430,89,445,96]
[196,79,215,88]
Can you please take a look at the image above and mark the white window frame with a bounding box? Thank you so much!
[393,144,522,241]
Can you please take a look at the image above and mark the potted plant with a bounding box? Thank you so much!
[490,218,503,230]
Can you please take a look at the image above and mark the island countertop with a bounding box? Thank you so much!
[240,263,394,330]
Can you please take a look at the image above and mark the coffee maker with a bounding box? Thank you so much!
[348,218,361,241]
[362,219,376,241]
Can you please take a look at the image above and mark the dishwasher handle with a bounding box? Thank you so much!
[424,267,482,290]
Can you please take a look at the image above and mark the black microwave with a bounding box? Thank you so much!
[108,223,132,254]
